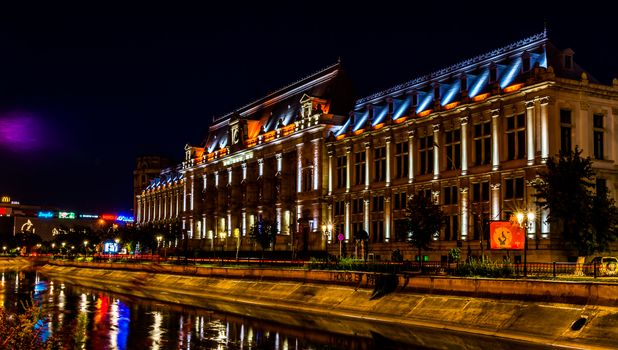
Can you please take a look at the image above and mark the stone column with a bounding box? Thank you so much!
[163,193,167,220]
[346,145,352,193]
[157,194,162,221]
[296,145,303,193]
[460,187,469,240]
[384,196,391,242]
[526,100,535,165]
[540,97,550,162]
[190,174,195,211]
[386,136,392,187]
[363,199,370,233]
[328,150,334,195]
[364,142,371,190]
[408,129,415,183]
[491,183,501,221]
[313,139,321,191]
[461,116,469,175]
[491,108,501,171]
[137,197,142,223]
[183,179,188,212]
[344,201,350,241]
[433,123,440,179]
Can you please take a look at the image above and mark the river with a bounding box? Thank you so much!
[1,268,561,349]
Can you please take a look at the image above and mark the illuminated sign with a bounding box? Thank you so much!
[0,207,8,216]
[222,151,254,167]
[116,215,134,222]
[1,196,10,203]
[490,221,525,250]
[79,214,99,219]
[101,214,117,221]
[38,211,55,218]
[58,211,76,219]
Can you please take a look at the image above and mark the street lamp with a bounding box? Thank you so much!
[156,235,163,258]
[321,223,333,259]
[83,240,89,258]
[516,211,536,277]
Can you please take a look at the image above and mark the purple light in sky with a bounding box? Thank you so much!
[0,111,47,153]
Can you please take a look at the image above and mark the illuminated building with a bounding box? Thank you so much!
[138,31,618,261]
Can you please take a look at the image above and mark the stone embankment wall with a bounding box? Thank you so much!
[39,261,618,349]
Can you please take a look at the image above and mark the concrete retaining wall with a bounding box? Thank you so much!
[38,262,618,349]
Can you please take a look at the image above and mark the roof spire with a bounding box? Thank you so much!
[543,18,548,37]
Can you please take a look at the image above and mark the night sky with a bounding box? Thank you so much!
[0,4,615,214]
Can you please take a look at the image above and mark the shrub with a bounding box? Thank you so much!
[453,259,514,278]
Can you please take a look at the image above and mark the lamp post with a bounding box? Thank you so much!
[321,223,333,259]
[83,240,89,258]
[516,211,536,277]
[156,235,163,258]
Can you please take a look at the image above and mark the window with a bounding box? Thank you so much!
[302,169,313,192]
[336,155,347,188]
[560,109,572,153]
[443,186,458,205]
[506,114,526,160]
[352,198,364,214]
[395,142,409,179]
[472,181,490,202]
[473,120,491,165]
[372,195,384,212]
[419,135,434,175]
[352,222,364,238]
[354,151,366,185]
[417,189,432,200]
[374,147,386,182]
[334,200,345,216]
[445,129,461,170]
[593,114,604,160]
[444,214,459,241]
[504,177,524,200]
[371,220,384,243]
[393,192,407,210]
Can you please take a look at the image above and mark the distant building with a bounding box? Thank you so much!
[137,32,618,261]
[133,156,173,214]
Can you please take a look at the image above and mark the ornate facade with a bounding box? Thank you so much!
[137,31,618,261]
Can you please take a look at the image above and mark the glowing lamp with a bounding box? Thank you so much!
[373,123,385,130]
[417,110,432,118]
[353,128,365,135]
[503,83,524,93]
[444,101,460,110]
[393,117,407,124]
[473,93,490,102]
[335,134,346,140]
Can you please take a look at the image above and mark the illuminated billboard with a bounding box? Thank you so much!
[489,221,525,250]
[38,211,54,218]
[58,211,76,219]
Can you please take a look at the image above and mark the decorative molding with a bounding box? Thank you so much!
[580,101,590,111]
[356,32,547,105]
[460,116,469,125]
[540,96,550,105]
[525,100,535,109]
[432,123,441,133]
[490,183,501,190]
[491,108,501,118]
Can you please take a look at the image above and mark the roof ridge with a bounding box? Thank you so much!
[356,31,548,105]
[214,62,340,123]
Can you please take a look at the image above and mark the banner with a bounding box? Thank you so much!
[489,220,525,250]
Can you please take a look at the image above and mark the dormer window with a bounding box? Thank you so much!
[433,84,440,100]
[411,92,418,107]
[489,64,497,83]
[460,75,467,92]
[522,52,531,72]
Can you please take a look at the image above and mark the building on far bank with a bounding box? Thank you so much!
[137,31,618,262]
[133,156,173,215]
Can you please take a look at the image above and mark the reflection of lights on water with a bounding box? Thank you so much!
[150,311,163,350]
[282,336,289,350]
[80,293,88,313]
[240,324,244,348]
[111,300,119,350]
[275,332,280,350]
[15,274,19,290]
[1,272,4,285]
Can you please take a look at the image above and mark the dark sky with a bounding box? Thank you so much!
[0,3,615,214]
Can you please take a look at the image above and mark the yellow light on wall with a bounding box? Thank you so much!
[444,101,460,110]
[503,83,524,93]
[353,128,365,135]
[373,123,385,130]
[335,134,346,140]
[473,93,490,102]
[417,110,432,118]
[393,117,407,124]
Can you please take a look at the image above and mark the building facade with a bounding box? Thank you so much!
[137,32,618,261]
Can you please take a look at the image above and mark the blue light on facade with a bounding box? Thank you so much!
[500,58,522,88]
[416,93,433,114]
[468,69,489,98]
[440,81,461,106]
[335,118,350,136]
[392,97,411,121]
[353,110,369,131]
[372,106,388,126]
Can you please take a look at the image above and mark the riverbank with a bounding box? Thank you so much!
[0,256,40,268]
[37,261,618,349]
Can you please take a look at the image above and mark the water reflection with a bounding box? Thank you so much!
[1,269,559,350]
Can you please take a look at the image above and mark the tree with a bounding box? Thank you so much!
[403,193,446,269]
[248,217,278,258]
[533,147,618,257]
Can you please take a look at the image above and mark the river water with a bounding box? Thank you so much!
[1,269,560,350]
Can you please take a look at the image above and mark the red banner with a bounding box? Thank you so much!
[490,221,525,250]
